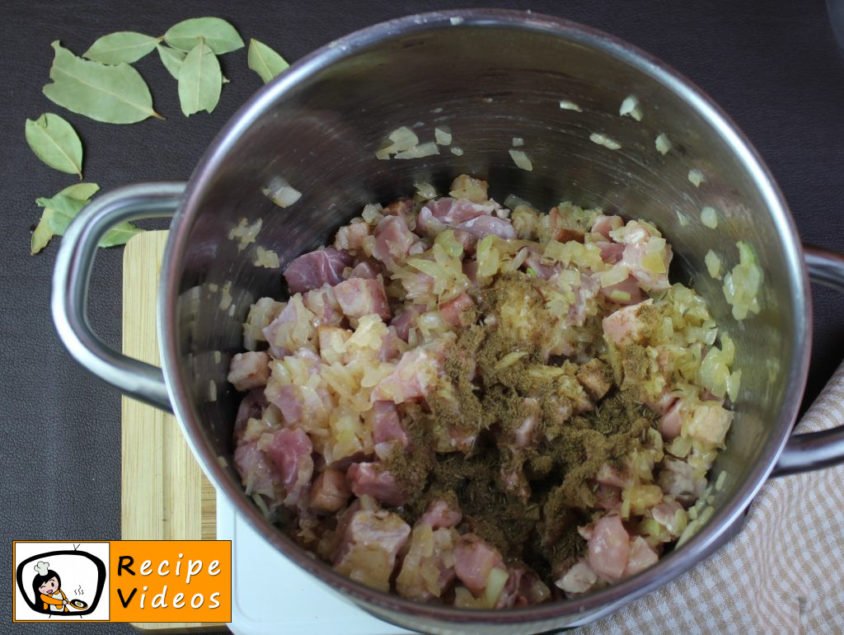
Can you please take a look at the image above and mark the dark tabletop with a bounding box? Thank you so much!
[2,1,843,632]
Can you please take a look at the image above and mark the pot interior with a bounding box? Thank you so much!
[163,10,808,632]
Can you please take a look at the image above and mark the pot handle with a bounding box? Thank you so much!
[772,245,844,476]
[51,183,187,412]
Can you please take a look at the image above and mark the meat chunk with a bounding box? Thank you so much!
[658,459,706,505]
[334,221,370,252]
[390,304,424,341]
[265,382,331,428]
[263,295,317,357]
[576,358,612,400]
[283,247,352,294]
[309,468,351,513]
[371,401,408,460]
[624,536,659,577]
[555,559,598,594]
[263,427,314,506]
[591,214,624,238]
[659,398,683,440]
[347,462,405,506]
[333,277,391,320]
[600,274,645,305]
[438,293,474,329]
[348,259,382,279]
[234,389,268,442]
[417,198,516,242]
[334,509,411,592]
[234,440,279,500]
[302,285,343,326]
[419,498,463,529]
[227,351,270,391]
[371,345,441,404]
[602,299,654,347]
[453,535,506,596]
[587,514,630,582]
[497,566,551,608]
[372,215,416,268]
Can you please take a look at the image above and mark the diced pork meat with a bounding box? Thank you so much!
[302,285,343,326]
[596,241,626,264]
[372,400,408,460]
[378,326,404,363]
[373,215,416,268]
[309,467,351,513]
[525,250,559,280]
[425,197,499,224]
[497,566,551,608]
[284,247,352,294]
[658,459,706,505]
[234,389,268,441]
[659,398,684,439]
[348,259,382,279]
[334,221,370,252]
[265,382,331,428]
[234,440,279,500]
[227,351,270,391]
[624,536,659,577]
[371,345,441,404]
[347,462,406,506]
[419,499,463,529]
[555,559,598,594]
[456,214,517,241]
[333,277,391,320]
[334,509,411,592]
[453,535,506,596]
[591,214,624,238]
[390,305,424,341]
[587,514,630,582]
[438,293,474,328]
[417,198,516,242]
[601,274,645,305]
[596,463,630,489]
[263,295,317,358]
[602,299,654,347]
[264,427,314,506]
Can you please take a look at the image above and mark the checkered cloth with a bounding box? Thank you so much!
[577,361,844,634]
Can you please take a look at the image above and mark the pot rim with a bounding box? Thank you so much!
[159,8,811,626]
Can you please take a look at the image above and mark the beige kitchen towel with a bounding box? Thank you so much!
[578,361,844,634]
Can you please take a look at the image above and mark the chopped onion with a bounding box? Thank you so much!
[619,95,643,121]
[688,168,705,188]
[509,149,533,171]
[589,132,621,150]
[253,246,281,269]
[700,206,718,229]
[558,99,582,112]
[414,182,438,199]
[675,209,691,226]
[511,136,524,147]
[394,141,440,159]
[705,250,722,279]
[375,126,419,159]
[207,379,217,402]
[434,127,452,146]
[723,241,762,320]
[655,133,672,155]
[228,217,263,251]
[450,146,464,156]
[262,177,302,208]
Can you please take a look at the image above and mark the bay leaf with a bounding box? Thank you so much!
[177,41,222,116]
[43,41,162,124]
[99,221,143,248]
[57,182,100,201]
[157,44,186,79]
[35,193,87,234]
[164,17,244,54]
[84,31,160,64]
[247,38,289,84]
[30,211,56,255]
[25,113,83,177]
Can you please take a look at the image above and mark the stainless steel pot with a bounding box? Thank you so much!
[52,9,844,633]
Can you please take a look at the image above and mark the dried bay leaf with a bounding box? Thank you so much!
[178,40,222,116]
[164,17,244,54]
[247,38,289,84]
[99,221,143,248]
[84,31,160,64]
[157,44,186,79]
[31,182,141,254]
[43,41,162,124]
[25,113,83,177]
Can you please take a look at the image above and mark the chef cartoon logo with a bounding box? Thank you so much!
[13,542,109,622]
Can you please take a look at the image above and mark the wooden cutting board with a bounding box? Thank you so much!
[121,230,218,631]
